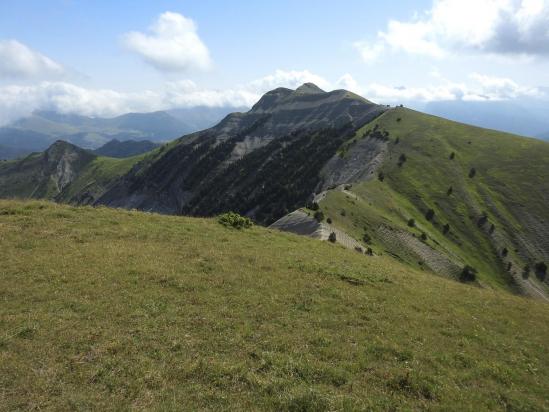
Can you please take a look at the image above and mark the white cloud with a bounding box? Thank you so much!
[327,73,542,103]
[247,69,331,92]
[353,41,385,63]
[0,70,329,125]
[0,70,541,126]
[122,11,211,72]
[366,76,541,103]
[0,39,65,79]
[335,73,361,93]
[356,0,549,62]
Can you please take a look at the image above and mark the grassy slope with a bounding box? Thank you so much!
[1,200,548,410]
[59,154,148,202]
[0,151,146,202]
[321,108,549,291]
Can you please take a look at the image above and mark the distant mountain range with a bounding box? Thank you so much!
[93,139,160,158]
[0,106,242,160]
[418,99,549,140]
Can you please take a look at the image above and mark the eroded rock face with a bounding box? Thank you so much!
[44,141,94,192]
[96,84,387,220]
[320,136,388,191]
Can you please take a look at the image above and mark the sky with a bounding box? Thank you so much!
[1,0,549,124]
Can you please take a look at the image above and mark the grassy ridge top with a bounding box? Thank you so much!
[321,107,549,292]
[1,200,548,410]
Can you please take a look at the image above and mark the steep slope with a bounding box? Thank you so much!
[93,139,160,158]
[305,108,549,295]
[96,84,385,220]
[0,85,547,297]
[0,140,144,203]
[0,141,96,199]
[1,200,548,410]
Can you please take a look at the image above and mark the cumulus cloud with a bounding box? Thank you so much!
[0,39,65,79]
[122,11,212,72]
[328,73,541,103]
[0,69,332,125]
[247,69,331,92]
[0,69,541,126]
[355,0,549,62]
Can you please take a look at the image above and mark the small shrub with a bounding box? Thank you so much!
[328,232,337,243]
[501,248,508,257]
[366,247,373,256]
[344,184,352,190]
[378,171,385,182]
[309,202,320,211]
[522,265,530,279]
[314,211,325,222]
[407,218,415,228]
[507,262,512,271]
[489,224,495,234]
[395,137,400,144]
[218,212,253,229]
[326,217,332,224]
[477,212,488,228]
[425,209,435,221]
[420,232,428,241]
[459,265,477,282]
[396,118,402,122]
[449,152,455,160]
[442,223,450,235]
[469,167,476,178]
[446,186,453,196]
[363,233,371,243]
[340,209,346,217]
[535,262,547,281]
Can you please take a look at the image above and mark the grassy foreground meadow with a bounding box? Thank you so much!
[1,200,548,410]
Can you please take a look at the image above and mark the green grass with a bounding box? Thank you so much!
[1,200,548,410]
[321,108,549,291]
[59,154,147,202]
[0,146,145,203]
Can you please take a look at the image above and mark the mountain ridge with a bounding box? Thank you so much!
[0,83,547,298]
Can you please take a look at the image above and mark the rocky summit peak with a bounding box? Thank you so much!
[294,83,325,95]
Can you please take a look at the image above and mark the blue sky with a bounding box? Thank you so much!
[0,0,548,123]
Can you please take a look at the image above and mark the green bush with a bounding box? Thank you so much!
[407,218,415,227]
[420,232,428,241]
[309,202,319,211]
[443,223,450,235]
[446,186,453,196]
[378,171,385,182]
[314,211,325,222]
[459,265,477,282]
[328,232,337,243]
[522,265,530,279]
[477,212,488,228]
[425,209,435,221]
[535,262,547,281]
[469,167,476,178]
[218,212,253,229]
